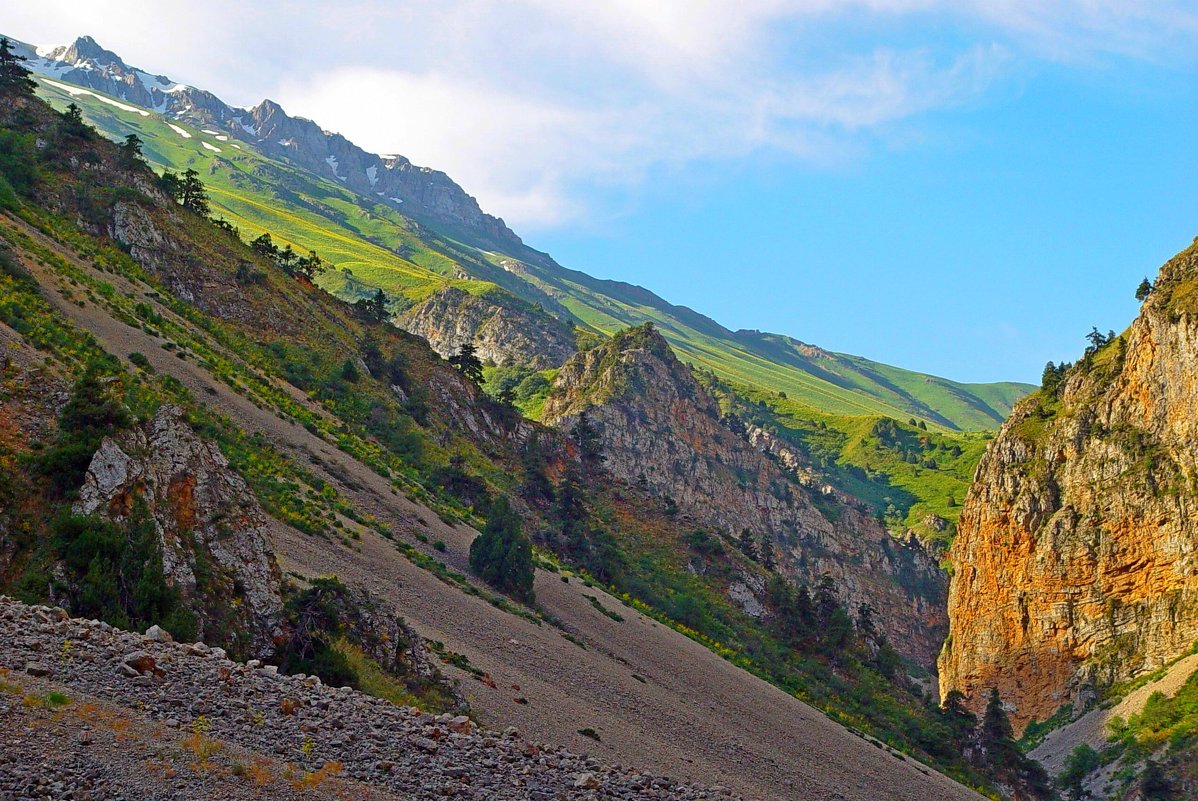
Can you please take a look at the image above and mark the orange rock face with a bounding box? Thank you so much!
[939,242,1198,733]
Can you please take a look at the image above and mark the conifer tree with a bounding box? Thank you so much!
[449,342,484,386]
[760,535,775,570]
[0,38,36,95]
[1136,277,1154,302]
[354,289,389,324]
[172,168,209,216]
[980,688,1020,769]
[737,527,757,560]
[119,134,145,167]
[469,495,535,604]
[60,103,93,139]
[571,412,605,466]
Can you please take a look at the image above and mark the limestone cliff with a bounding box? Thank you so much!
[75,405,285,657]
[398,285,576,368]
[541,325,948,665]
[940,240,1198,731]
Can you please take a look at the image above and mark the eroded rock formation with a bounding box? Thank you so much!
[398,285,576,368]
[541,324,947,664]
[75,404,284,656]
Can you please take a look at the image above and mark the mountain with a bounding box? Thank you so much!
[0,66,1002,798]
[10,34,1033,432]
[940,240,1198,793]
[541,324,948,663]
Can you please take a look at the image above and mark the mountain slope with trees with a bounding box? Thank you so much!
[0,41,1017,799]
[8,33,1032,433]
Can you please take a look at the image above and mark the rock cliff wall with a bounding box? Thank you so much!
[398,285,576,368]
[940,241,1198,731]
[541,325,947,664]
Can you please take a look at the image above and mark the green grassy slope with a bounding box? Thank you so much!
[35,77,1032,431]
[700,371,993,551]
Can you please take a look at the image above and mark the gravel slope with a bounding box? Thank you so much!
[0,598,731,800]
[4,213,984,801]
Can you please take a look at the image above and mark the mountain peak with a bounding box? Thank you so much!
[50,35,126,69]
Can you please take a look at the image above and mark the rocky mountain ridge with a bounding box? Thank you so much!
[541,325,948,665]
[12,35,524,253]
[940,239,1198,731]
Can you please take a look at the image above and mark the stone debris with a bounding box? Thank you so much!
[0,597,738,800]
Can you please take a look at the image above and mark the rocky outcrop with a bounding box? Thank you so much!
[940,241,1198,731]
[541,325,948,664]
[398,285,576,368]
[74,405,284,657]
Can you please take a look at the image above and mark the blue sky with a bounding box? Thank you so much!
[7,1,1198,383]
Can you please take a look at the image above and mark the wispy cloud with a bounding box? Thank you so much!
[6,0,1195,227]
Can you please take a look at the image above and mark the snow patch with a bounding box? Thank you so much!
[366,165,378,186]
[133,70,181,94]
[277,138,295,147]
[201,141,222,153]
[325,155,346,182]
[232,117,258,136]
[389,197,404,204]
[166,123,192,139]
[201,129,221,135]
[41,79,150,117]
[231,143,242,150]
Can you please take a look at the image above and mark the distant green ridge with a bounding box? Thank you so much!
[35,77,1033,431]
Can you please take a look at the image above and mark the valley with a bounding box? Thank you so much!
[0,29,1195,801]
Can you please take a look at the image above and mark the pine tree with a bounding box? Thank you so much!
[814,574,853,653]
[468,496,534,604]
[571,412,605,466]
[294,250,325,280]
[0,38,36,95]
[554,463,589,557]
[941,689,977,748]
[737,527,757,560]
[119,134,144,168]
[176,168,209,216]
[855,602,878,644]
[354,289,389,324]
[1136,277,1154,302]
[250,232,279,259]
[60,103,93,140]
[449,342,484,386]
[1041,361,1061,393]
[760,536,775,570]
[980,688,1020,769]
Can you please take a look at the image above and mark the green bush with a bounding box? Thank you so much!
[48,503,196,640]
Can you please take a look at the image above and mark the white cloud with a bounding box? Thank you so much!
[6,0,1195,227]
